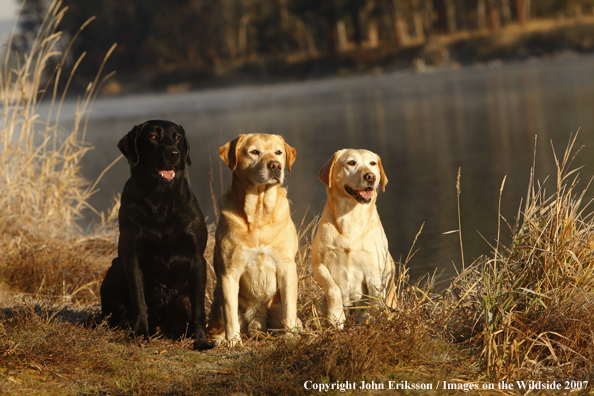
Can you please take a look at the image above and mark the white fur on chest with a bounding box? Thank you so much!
[325,233,390,303]
[239,245,278,302]
[326,248,371,301]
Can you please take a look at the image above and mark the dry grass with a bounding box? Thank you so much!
[0,305,230,394]
[0,0,118,302]
[443,134,594,381]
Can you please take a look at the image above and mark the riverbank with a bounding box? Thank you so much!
[2,162,593,395]
[101,18,594,96]
[2,135,594,394]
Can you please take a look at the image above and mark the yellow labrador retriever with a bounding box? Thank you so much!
[208,133,301,346]
[312,149,396,329]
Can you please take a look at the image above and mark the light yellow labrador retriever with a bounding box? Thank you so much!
[208,133,301,346]
[312,149,396,328]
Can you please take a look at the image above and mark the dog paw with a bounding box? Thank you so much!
[275,324,303,339]
[247,318,265,337]
[278,330,300,340]
[328,313,345,330]
[132,316,150,338]
[194,338,215,351]
[224,336,243,348]
[362,313,376,326]
[295,317,304,330]
[286,324,304,336]
[334,322,345,330]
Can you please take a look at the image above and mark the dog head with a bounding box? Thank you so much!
[219,133,296,185]
[118,120,191,184]
[318,149,388,204]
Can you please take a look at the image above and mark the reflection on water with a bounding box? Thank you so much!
[79,54,594,286]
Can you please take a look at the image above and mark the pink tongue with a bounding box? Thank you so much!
[358,189,374,199]
[159,170,175,180]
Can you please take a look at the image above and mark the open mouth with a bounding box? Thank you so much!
[157,167,176,181]
[345,185,374,203]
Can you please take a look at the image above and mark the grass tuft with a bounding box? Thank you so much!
[444,133,594,380]
[0,0,117,302]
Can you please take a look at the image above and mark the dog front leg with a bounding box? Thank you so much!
[123,255,149,338]
[221,273,242,347]
[189,255,214,351]
[355,272,384,324]
[277,260,299,333]
[314,263,346,329]
[365,272,384,301]
[383,255,398,309]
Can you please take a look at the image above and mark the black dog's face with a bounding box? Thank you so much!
[118,120,191,184]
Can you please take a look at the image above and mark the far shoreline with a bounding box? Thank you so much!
[94,18,594,98]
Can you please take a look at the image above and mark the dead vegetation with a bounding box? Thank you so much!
[441,134,594,382]
[0,305,229,394]
[0,0,118,303]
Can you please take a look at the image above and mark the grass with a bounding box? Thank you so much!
[0,0,118,304]
[0,305,228,394]
[2,2,594,395]
[442,134,594,381]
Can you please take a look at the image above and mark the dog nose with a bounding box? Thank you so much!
[364,172,376,183]
[166,147,180,161]
[268,161,281,172]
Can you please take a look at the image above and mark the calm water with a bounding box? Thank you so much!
[72,54,594,286]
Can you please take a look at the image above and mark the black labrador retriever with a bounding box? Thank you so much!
[100,120,213,351]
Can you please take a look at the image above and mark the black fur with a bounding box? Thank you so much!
[100,120,213,351]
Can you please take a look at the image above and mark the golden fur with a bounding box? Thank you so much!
[312,149,396,328]
[208,133,301,346]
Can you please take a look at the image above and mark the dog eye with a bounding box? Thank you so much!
[347,160,356,166]
[370,161,377,166]
[174,135,181,140]
[251,150,260,155]
[150,135,157,140]
[275,150,282,155]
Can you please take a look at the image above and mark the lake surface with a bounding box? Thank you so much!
[70,54,594,286]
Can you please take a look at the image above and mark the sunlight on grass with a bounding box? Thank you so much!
[443,133,594,380]
[0,0,118,303]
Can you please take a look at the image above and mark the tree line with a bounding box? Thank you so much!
[17,0,594,88]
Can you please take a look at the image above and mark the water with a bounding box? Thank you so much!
[71,54,594,286]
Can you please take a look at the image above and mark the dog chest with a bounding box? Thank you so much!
[132,226,198,268]
[239,245,279,300]
[327,249,366,287]
[326,245,389,300]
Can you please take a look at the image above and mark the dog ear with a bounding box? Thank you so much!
[284,142,297,173]
[178,125,192,166]
[376,154,388,192]
[118,123,145,166]
[318,151,340,188]
[219,135,246,171]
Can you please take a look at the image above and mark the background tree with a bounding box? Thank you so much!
[15,0,594,91]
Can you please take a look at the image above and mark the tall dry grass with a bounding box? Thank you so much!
[0,0,118,303]
[443,134,594,380]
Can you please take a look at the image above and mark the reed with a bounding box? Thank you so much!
[444,133,594,379]
[0,0,118,303]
